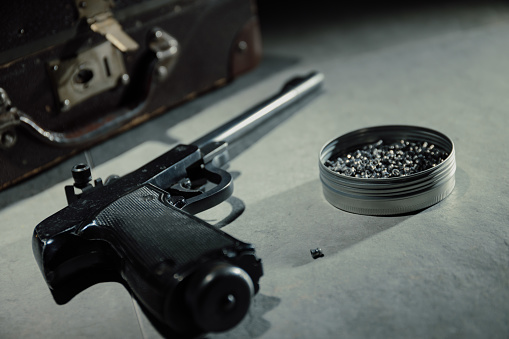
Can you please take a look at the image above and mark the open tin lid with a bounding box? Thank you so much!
[319,125,456,216]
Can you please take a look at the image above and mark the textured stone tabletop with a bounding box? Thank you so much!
[1,2,508,338]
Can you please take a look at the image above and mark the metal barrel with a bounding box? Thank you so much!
[191,71,324,149]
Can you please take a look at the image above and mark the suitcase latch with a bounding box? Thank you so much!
[76,0,139,52]
[0,28,178,148]
[48,41,129,112]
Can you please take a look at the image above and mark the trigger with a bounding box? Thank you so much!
[180,164,233,215]
[168,178,204,199]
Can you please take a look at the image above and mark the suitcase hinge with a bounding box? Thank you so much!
[76,0,139,53]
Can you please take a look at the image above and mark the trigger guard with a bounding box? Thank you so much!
[181,164,233,215]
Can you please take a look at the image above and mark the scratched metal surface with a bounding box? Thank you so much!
[2,1,509,338]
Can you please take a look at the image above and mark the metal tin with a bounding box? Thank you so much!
[319,125,456,215]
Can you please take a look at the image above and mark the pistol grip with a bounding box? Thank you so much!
[45,184,261,336]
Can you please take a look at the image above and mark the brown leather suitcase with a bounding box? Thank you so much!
[0,0,262,191]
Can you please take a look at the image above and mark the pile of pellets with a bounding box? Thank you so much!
[325,139,449,178]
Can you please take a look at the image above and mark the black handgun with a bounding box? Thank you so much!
[32,72,323,338]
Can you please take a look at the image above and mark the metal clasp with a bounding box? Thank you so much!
[0,89,20,149]
[48,41,129,112]
[149,29,179,82]
[76,0,139,52]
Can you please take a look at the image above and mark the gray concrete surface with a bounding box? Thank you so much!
[1,2,509,338]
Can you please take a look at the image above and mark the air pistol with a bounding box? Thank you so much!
[32,72,324,338]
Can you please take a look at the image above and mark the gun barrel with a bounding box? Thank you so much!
[192,71,324,149]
